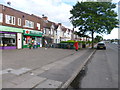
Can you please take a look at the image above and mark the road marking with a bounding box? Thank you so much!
[0,67,31,75]
[0,68,14,75]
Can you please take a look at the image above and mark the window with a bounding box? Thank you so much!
[25,20,29,27]
[49,30,51,35]
[51,29,53,35]
[44,29,46,34]
[0,33,16,46]
[37,23,40,30]
[18,18,21,26]
[29,21,34,28]
[56,39,57,43]
[25,20,34,28]
[5,15,16,25]
[0,13,3,22]
[56,30,57,35]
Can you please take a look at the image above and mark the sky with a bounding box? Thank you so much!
[0,0,119,39]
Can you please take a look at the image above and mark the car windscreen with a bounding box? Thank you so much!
[98,43,105,45]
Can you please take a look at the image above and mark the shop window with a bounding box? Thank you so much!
[0,13,3,23]
[1,33,16,47]
[5,15,16,25]
[18,18,21,26]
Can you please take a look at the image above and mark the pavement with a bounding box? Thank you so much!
[1,47,95,89]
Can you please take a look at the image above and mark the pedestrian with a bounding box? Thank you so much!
[28,41,32,49]
[45,40,48,50]
[33,40,37,49]
[31,40,34,49]
[74,41,79,51]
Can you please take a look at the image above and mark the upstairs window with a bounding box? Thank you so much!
[18,18,21,26]
[49,30,51,35]
[5,15,15,25]
[25,20,34,28]
[51,29,53,35]
[0,13,3,22]
[37,23,40,30]
[56,30,57,35]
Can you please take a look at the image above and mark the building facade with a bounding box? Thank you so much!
[0,4,43,49]
[0,4,75,49]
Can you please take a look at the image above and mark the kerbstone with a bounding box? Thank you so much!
[35,79,62,88]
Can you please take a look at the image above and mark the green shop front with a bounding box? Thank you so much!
[23,29,43,48]
[0,25,23,49]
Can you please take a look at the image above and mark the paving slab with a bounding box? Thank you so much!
[13,76,46,88]
[2,48,95,89]
[10,73,35,85]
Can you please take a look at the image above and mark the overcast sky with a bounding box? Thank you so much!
[0,0,119,39]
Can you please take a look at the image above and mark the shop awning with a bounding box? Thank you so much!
[0,25,23,33]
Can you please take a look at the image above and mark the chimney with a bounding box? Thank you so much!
[42,16,48,20]
[58,23,62,26]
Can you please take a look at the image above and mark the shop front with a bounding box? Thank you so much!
[0,25,23,49]
[23,29,43,48]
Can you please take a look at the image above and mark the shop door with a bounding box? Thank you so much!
[17,33,22,49]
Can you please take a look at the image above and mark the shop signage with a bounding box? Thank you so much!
[23,29,43,37]
[0,25,23,33]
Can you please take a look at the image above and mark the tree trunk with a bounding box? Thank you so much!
[91,30,94,49]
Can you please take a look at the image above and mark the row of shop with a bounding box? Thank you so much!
[0,25,43,49]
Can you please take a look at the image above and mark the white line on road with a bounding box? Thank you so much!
[0,67,31,75]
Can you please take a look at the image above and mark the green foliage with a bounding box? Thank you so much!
[60,40,75,43]
[60,40,92,44]
[70,2,118,48]
[70,2,118,34]
[95,35,103,42]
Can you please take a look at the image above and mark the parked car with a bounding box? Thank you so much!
[112,42,118,44]
[97,42,106,50]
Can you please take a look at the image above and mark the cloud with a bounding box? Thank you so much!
[1,0,119,37]
[103,28,118,39]
[3,0,73,28]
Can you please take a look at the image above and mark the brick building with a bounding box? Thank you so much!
[0,4,74,50]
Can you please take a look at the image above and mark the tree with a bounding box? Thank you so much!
[70,2,119,48]
[95,35,103,42]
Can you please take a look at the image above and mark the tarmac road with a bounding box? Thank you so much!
[70,43,118,88]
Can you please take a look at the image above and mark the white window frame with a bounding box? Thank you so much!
[25,20,29,27]
[37,23,40,30]
[49,30,51,35]
[18,18,21,26]
[5,15,16,25]
[0,13,3,23]
[29,21,34,28]
[25,20,34,28]
[13,16,15,25]
[51,29,53,35]
[44,28,46,34]
[5,15,10,24]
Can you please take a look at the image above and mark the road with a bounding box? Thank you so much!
[70,43,118,88]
